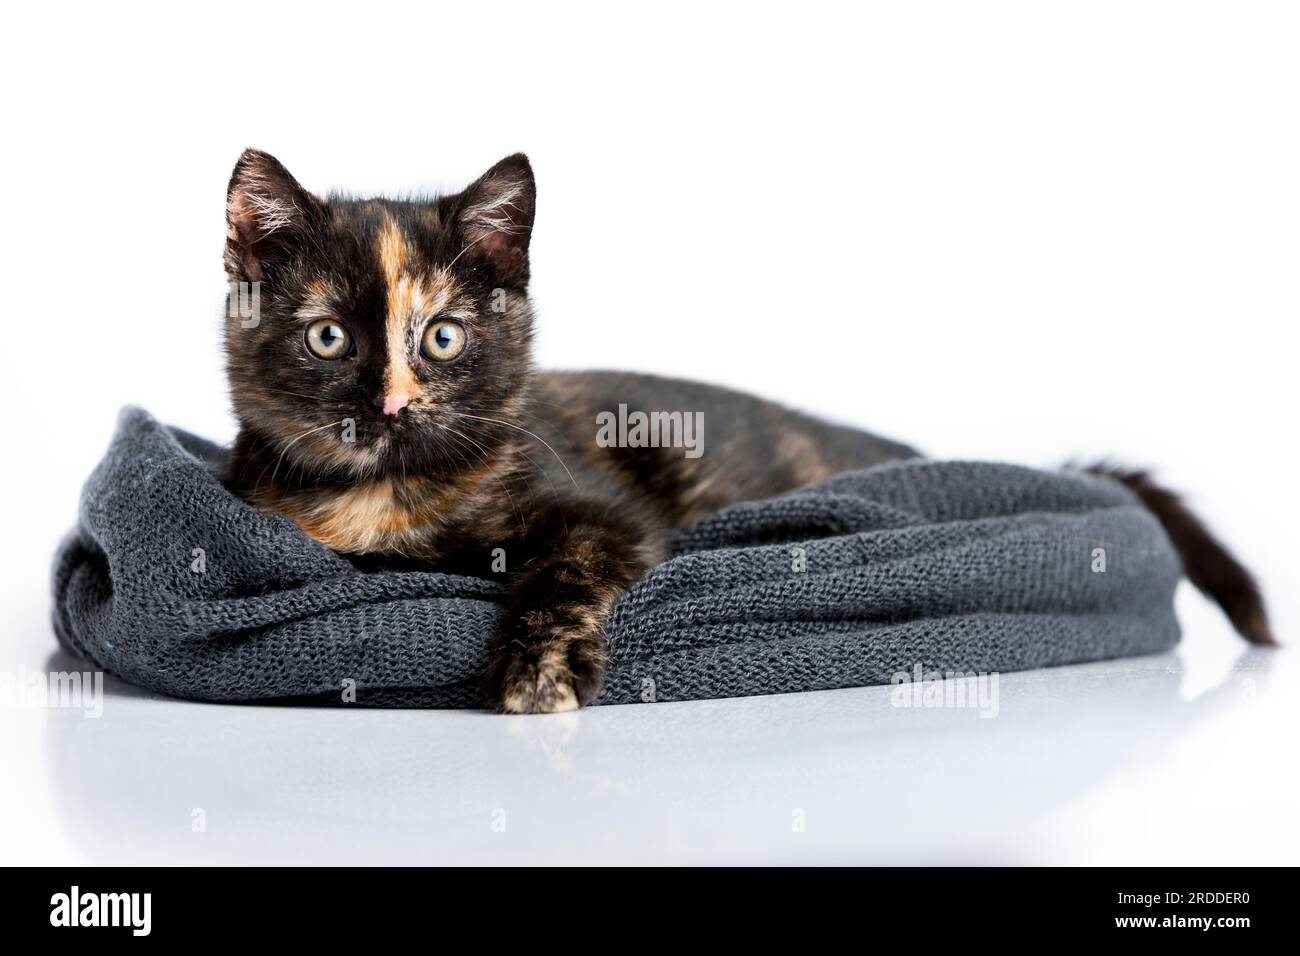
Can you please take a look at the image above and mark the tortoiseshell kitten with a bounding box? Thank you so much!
[222,149,918,711]
[224,152,1273,711]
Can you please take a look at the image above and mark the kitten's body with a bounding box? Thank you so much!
[234,371,913,560]
[223,150,1271,713]
[230,365,914,711]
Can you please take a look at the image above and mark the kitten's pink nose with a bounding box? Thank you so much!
[381,393,410,417]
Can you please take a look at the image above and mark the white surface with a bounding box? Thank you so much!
[2,1,1297,864]
[5,600,1296,865]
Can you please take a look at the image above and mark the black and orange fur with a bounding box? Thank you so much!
[223,150,1271,713]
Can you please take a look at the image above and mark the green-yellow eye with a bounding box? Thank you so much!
[305,319,352,359]
[421,320,467,361]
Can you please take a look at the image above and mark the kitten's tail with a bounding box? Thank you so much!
[1084,463,1274,644]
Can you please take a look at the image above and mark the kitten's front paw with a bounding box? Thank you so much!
[487,642,604,714]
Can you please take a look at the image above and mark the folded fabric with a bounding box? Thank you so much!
[51,407,1182,707]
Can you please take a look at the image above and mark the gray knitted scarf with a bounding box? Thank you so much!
[51,407,1181,707]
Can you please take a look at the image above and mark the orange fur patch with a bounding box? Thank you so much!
[377,215,461,401]
[287,479,419,553]
[274,455,505,556]
[377,216,419,399]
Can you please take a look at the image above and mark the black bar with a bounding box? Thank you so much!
[5,867,1289,943]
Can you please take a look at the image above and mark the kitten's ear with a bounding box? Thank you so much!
[225,149,322,282]
[455,153,535,284]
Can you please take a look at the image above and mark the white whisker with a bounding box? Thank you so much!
[444,411,579,489]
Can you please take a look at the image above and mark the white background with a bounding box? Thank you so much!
[1,1,1296,865]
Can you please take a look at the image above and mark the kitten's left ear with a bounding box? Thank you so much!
[455,153,535,284]
[226,148,323,282]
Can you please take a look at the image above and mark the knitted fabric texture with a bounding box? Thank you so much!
[52,407,1182,707]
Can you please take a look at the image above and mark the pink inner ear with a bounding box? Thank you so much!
[467,227,512,255]
[238,248,265,283]
[228,192,286,282]
[465,226,524,272]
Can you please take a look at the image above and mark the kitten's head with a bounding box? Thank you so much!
[223,149,536,482]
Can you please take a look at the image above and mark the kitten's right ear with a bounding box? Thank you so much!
[454,154,536,285]
[225,149,322,282]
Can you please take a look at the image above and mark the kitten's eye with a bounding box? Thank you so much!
[305,319,353,360]
[421,320,467,361]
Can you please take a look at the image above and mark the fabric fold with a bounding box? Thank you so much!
[51,407,1183,707]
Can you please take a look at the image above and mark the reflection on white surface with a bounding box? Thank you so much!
[41,637,1284,865]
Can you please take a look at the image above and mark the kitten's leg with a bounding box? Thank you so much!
[485,509,666,714]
